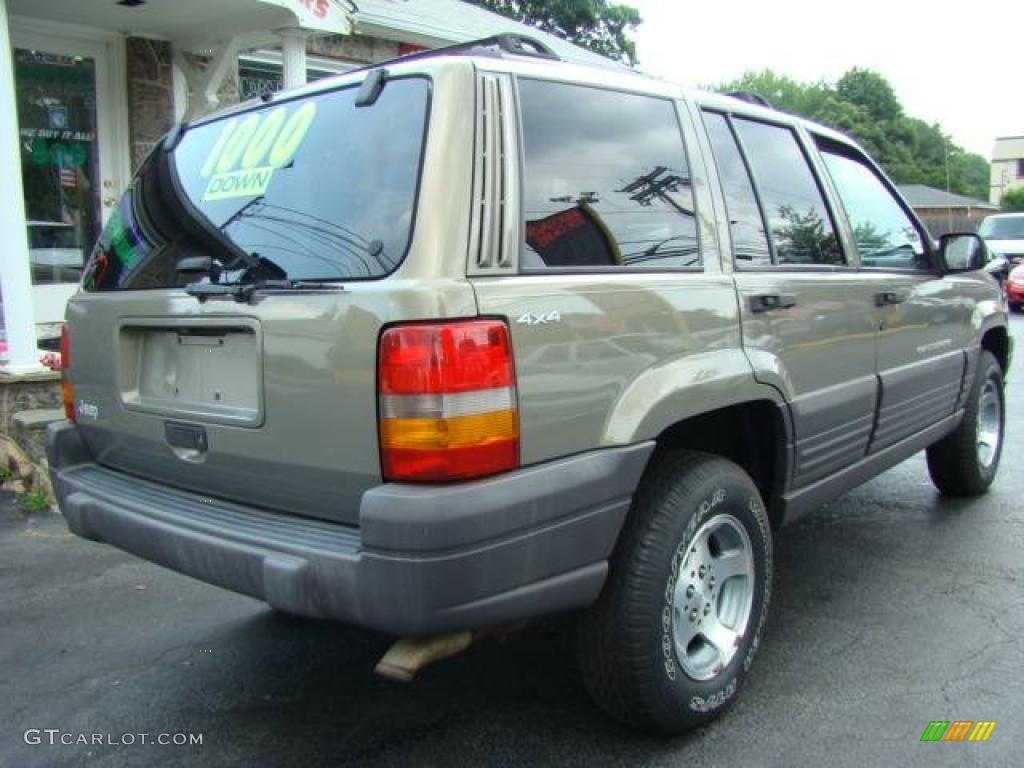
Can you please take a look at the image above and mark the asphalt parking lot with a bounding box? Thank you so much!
[2,315,1022,768]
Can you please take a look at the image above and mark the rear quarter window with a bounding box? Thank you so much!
[518,80,699,271]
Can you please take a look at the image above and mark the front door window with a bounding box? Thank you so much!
[14,48,100,285]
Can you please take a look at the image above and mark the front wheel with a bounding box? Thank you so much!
[577,451,773,734]
[926,350,1005,496]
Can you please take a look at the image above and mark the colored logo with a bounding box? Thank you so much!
[920,720,996,742]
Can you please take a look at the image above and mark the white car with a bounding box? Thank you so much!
[979,212,1024,266]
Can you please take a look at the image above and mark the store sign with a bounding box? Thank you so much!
[282,0,351,33]
[297,0,330,18]
[200,103,317,201]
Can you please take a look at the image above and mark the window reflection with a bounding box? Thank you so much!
[519,80,700,269]
[820,147,927,270]
[702,112,771,266]
[732,118,844,266]
[15,49,101,285]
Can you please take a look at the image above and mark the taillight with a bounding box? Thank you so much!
[60,324,75,423]
[378,319,519,482]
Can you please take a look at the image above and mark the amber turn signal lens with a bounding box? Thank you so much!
[59,324,75,423]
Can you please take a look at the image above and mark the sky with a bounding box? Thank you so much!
[627,0,1022,157]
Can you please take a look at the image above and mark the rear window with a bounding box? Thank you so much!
[979,216,1024,240]
[83,77,429,291]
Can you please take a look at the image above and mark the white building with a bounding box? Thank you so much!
[0,0,608,374]
[990,136,1024,206]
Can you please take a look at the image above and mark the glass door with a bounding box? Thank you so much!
[11,28,121,326]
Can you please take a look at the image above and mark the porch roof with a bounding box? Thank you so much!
[7,0,351,52]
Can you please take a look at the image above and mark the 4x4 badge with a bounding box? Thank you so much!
[516,311,561,326]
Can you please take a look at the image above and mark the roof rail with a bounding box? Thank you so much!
[725,91,773,109]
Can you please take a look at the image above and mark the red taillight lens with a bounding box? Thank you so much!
[379,322,514,395]
[378,320,519,482]
[60,323,75,422]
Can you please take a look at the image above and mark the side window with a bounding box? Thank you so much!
[732,118,844,266]
[819,145,928,270]
[702,111,771,267]
[518,80,699,269]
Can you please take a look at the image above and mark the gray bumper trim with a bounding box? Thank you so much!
[48,422,653,635]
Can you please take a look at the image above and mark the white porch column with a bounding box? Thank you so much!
[0,0,43,373]
[280,30,307,90]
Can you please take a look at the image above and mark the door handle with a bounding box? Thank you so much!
[750,293,797,313]
[875,291,906,306]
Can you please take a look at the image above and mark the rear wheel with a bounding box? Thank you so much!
[926,350,1005,496]
[577,451,772,734]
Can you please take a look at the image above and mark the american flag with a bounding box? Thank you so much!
[59,165,77,189]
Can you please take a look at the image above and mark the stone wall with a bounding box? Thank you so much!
[126,37,175,172]
[307,33,400,64]
[0,372,63,497]
[0,372,62,437]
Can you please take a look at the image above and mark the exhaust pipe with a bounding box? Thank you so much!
[374,631,475,682]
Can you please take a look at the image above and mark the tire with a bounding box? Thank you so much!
[577,450,773,734]
[926,350,1005,496]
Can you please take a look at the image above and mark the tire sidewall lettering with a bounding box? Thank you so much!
[659,484,771,714]
[661,487,726,685]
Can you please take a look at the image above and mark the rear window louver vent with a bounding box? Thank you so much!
[470,74,517,271]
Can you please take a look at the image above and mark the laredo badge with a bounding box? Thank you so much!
[200,103,317,201]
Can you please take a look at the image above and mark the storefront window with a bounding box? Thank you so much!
[14,49,100,285]
[238,57,350,101]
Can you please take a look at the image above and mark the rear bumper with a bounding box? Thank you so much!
[48,422,652,635]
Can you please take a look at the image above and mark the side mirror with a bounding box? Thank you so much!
[938,232,988,274]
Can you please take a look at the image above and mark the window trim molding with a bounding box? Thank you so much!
[700,109,774,269]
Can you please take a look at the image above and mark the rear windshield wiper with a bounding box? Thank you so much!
[184,279,344,303]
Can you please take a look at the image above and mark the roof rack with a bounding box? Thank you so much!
[351,33,561,74]
[725,91,773,109]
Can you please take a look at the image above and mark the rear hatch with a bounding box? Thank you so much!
[66,72,472,525]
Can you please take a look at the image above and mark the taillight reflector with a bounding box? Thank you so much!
[378,320,518,482]
[60,323,75,423]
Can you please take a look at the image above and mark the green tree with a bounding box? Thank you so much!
[716,68,991,201]
[465,0,641,64]
[1002,187,1024,212]
[836,68,902,122]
